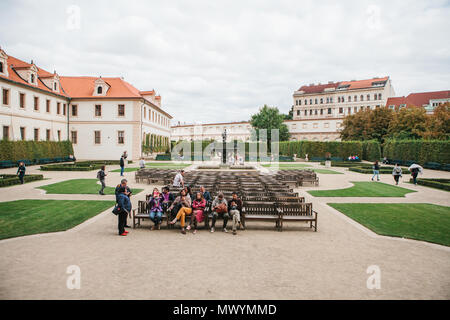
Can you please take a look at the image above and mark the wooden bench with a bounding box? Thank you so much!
[132,200,169,228]
[241,202,281,231]
[276,202,318,232]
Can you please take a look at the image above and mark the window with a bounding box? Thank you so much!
[2,126,9,140]
[326,97,329,103]
[30,74,35,84]
[348,107,351,114]
[320,109,323,115]
[330,97,333,103]
[304,110,307,116]
[118,131,125,144]
[309,99,312,105]
[34,96,39,111]
[367,94,370,101]
[295,100,298,106]
[328,108,332,114]
[320,98,323,104]
[54,83,57,90]
[46,129,51,141]
[354,95,357,102]
[71,131,77,144]
[57,102,61,114]
[348,96,351,102]
[20,127,25,140]
[57,130,61,141]
[2,88,9,105]
[297,110,300,116]
[95,105,102,117]
[34,128,39,141]
[94,131,101,144]
[46,99,50,113]
[339,107,343,113]
[354,107,358,113]
[118,104,125,117]
[299,100,301,106]
[0,62,3,73]
[72,105,78,116]
[360,95,364,101]
[20,93,25,108]
[304,99,307,105]
[374,94,377,100]
[378,93,382,100]
[63,104,66,116]
[97,86,102,94]
[314,109,318,115]
[315,99,318,104]
[144,107,146,118]
[309,109,313,115]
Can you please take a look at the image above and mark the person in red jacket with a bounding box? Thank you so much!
[189,192,206,234]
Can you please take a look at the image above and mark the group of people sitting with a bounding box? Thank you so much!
[145,185,243,235]
[347,155,360,161]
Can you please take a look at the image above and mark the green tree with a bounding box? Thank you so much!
[250,105,290,142]
[340,108,393,143]
[388,107,427,140]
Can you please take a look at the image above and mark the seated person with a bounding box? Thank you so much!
[161,186,175,212]
[147,188,163,230]
[168,190,192,234]
[189,192,206,234]
[210,193,228,233]
[227,192,243,235]
[200,185,211,203]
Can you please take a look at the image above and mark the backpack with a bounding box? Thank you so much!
[97,170,103,179]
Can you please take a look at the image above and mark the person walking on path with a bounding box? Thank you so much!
[410,166,420,185]
[116,187,132,236]
[227,192,242,235]
[392,164,402,185]
[17,161,26,184]
[97,165,107,195]
[148,188,163,230]
[119,155,125,176]
[371,160,380,181]
[210,193,229,233]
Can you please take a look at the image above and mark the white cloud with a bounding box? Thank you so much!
[1,0,449,125]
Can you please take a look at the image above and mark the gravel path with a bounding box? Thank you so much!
[0,162,449,299]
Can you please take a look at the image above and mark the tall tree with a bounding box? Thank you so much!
[250,105,290,142]
[340,108,393,143]
[388,107,428,140]
[422,103,450,140]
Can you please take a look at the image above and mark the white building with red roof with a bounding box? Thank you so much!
[290,77,396,141]
[386,90,450,113]
[0,48,172,160]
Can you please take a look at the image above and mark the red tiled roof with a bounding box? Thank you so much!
[0,54,69,97]
[59,76,142,98]
[387,91,450,107]
[296,77,389,94]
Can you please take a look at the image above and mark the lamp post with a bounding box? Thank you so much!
[222,129,227,165]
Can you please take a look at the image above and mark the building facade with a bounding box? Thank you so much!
[386,90,450,114]
[0,48,172,160]
[171,121,252,142]
[290,76,396,141]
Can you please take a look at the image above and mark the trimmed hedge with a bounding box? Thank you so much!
[349,167,410,174]
[279,141,364,160]
[40,161,104,171]
[0,140,73,163]
[383,140,450,165]
[362,140,381,162]
[411,178,450,191]
[0,174,44,187]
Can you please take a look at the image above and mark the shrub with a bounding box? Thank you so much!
[411,178,450,191]
[383,140,450,165]
[0,140,73,162]
[0,174,44,187]
[279,141,364,159]
[362,140,381,161]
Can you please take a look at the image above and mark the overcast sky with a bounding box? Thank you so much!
[1,0,449,125]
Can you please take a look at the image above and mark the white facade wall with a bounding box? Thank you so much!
[171,122,252,142]
[1,79,68,141]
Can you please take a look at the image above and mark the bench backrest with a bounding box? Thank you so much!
[278,202,313,216]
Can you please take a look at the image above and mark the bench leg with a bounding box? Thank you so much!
[133,216,136,229]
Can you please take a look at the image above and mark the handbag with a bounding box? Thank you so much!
[112,205,121,215]
[216,202,228,214]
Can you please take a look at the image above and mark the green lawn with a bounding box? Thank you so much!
[0,199,115,240]
[328,203,450,246]
[38,179,143,195]
[110,162,190,172]
[308,181,416,197]
[261,163,312,168]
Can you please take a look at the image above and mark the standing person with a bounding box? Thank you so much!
[116,187,132,236]
[168,190,192,234]
[115,179,132,228]
[189,192,206,234]
[371,160,380,182]
[122,151,128,165]
[97,165,107,195]
[119,155,125,176]
[210,193,229,233]
[139,157,146,169]
[17,161,26,184]
[173,170,185,188]
[410,166,420,185]
[392,164,402,185]
[227,192,243,235]
[148,188,163,230]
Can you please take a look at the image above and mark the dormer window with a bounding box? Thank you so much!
[0,49,8,76]
[54,83,57,90]
[97,86,102,94]
[0,61,3,73]
[93,77,110,96]
[30,74,35,83]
